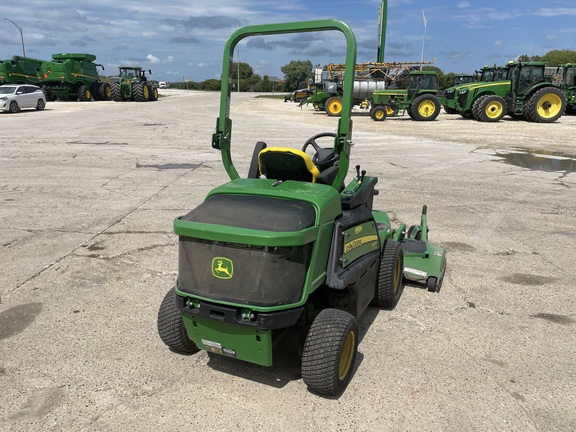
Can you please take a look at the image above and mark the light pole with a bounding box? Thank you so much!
[4,18,26,57]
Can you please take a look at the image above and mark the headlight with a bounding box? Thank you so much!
[0,97,7,102]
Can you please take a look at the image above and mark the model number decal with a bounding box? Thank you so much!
[344,235,379,254]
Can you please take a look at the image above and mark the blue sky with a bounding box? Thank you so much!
[1,1,575,82]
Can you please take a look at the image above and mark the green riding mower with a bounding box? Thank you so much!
[157,20,446,396]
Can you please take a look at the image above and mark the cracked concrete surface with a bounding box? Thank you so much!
[1,90,575,431]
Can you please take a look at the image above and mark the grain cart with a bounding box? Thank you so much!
[36,53,110,101]
[157,19,446,397]
[0,56,44,85]
[441,65,507,114]
[369,70,441,121]
[110,66,158,102]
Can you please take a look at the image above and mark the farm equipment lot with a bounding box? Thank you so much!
[1,90,575,431]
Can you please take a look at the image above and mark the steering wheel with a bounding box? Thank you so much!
[302,132,339,170]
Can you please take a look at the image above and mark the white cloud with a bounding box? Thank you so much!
[457,2,471,8]
[147,54,160,64]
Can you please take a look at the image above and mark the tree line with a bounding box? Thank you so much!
[170,50,576,92]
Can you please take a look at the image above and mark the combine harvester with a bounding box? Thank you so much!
[0,56,43,85]
[36,53,111,101]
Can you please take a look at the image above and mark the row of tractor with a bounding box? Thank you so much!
[298,61,576,123]
[439,62,576,123]
[0,53,158,102]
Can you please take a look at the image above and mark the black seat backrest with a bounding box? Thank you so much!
[258,147,320,182]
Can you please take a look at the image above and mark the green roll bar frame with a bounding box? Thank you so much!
[211,19,357,191]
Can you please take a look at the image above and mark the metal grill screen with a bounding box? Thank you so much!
[178,238,311,307]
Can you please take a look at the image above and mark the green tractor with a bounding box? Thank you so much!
[111,66,158,102]
[157,20,446,396]
[452,74,476,86]
[36,53,111,101]
[0,56,44,85]
[440,65,507,114]
[370,70,441,121]
[454,61,566,122]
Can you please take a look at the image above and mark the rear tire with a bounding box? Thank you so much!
[372,239,404,308]
[148,85,159,101]
[410,94,441,121]
[36,99,45,111]
[134,82,149,102]
[524,87,566,123]
[325,96,343,117]
[301,308,358,396]
[157,287,199,354]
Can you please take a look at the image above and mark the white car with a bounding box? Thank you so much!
[158,81,167,89]
[0,84,46,113]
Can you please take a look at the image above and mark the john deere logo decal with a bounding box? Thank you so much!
[212,257,233,279]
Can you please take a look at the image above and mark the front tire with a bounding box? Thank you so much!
[157,287,199,354]
[78,85,92,102]
[98,82,112,100]
[111,82,124,101]
[476,95,507,122]
[9,100,19,113]
[301,308,358,396]
[370,105,387,121]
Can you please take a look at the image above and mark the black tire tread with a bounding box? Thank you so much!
[410,94,441,121]
[372,239,403,308]
[157,287,198,354]
[525,87,566,123]
[476,94,507,122]
[301,309,358,396]
[111,82,123,101]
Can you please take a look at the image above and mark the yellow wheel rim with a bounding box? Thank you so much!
[375,109,385,120]
[418,100,436,117]
[338,330,356,381]
[537,93,562,118]
[393,255,402,295]
[328,99,342,115]
[143,86,149,99]
[486,100,504,119]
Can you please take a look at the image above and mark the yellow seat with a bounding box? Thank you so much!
[258,147,320,183]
